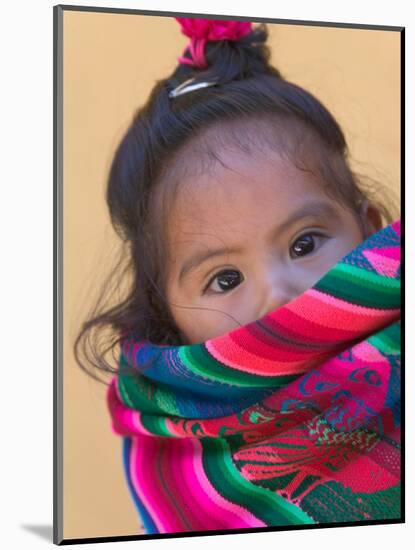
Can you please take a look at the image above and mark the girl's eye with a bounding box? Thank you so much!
[204,269,244,294]
[290,232,326,259]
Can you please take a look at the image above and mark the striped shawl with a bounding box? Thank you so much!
[107,219,401,534]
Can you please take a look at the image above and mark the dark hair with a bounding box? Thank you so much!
[73,22,398,385]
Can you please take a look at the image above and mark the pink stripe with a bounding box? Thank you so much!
[165,439,213,529]
[206,337,311,376]
[130,437,195,532]
[391,219,400,236]
[352,340,391,363]
[286,289,400,329]
[264,308,362,341]
[107,380,135,437]
[230,329,316,361]
[129,436,170,532]
[260,313,357,344]
[132,412,154,436]
[187,438,266,528]
[170,438,210,530]
[108,379,154,437]
[158,438,201,532]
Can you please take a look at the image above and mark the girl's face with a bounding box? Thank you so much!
[165,147,376,344]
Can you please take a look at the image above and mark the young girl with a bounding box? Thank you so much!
[74,17,401,534]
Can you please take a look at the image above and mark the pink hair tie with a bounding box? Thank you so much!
[175,17,253,69]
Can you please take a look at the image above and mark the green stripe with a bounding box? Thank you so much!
[334,262,400,287]
[291,475,320,499]
[181,345,298,387]
[201,438,314,525]
[119,356,182,416]
[118,370,175,435]
[118,376,135,408]
[139,413,172,436]
[118,375,163,415]
[263,442,308,449]
[367,322,401,354]
[315,264,400,308]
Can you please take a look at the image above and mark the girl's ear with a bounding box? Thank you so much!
[360,200,383,237]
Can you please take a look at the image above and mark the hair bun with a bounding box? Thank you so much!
[173,18,279,84]
[176,18,253,42]
[175,18,254,70]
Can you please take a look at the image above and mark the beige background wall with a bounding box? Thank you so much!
[63,10,401,540]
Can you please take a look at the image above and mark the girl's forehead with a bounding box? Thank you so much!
[166,147,332,235]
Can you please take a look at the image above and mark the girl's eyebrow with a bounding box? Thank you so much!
[268,200,338,241]
[179,245,243,284]
[178,200,338,284]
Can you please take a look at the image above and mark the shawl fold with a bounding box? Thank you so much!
[107,219,401,534]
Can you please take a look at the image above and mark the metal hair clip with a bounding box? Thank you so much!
[168,77,218,99]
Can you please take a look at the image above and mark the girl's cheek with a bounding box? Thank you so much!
[224,284,261,324]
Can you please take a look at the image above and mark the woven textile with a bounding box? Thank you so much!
[107,219,401,534]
